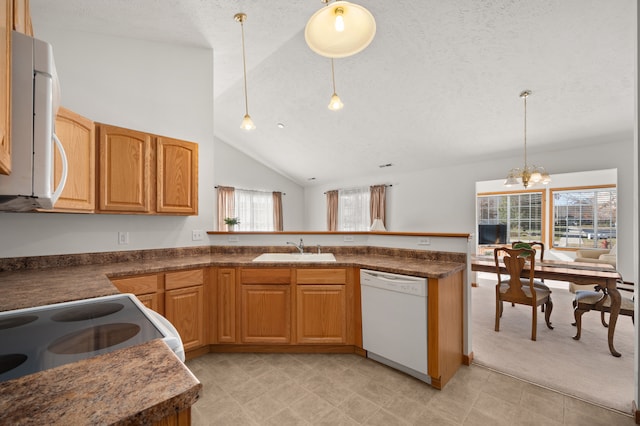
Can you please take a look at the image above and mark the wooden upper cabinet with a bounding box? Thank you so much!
[0,0,11,175]
[12,0,31,36]
[156,136,198,215]
[53,107,95,212]
[97,123,152,213]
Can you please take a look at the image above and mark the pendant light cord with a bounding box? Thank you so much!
[240,19,250,116]
[331,58,337,94]
[522,91,528,169]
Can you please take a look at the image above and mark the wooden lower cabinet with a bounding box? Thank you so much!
[165,269,206,352]
[241,284,291,343]
[216,268,237,343]
[296,285,347,344]
[111,268,208,354]
[165,285,205,351]
[295,268,349,344]
[110,273,163,314]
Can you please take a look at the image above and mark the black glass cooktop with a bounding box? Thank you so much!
[0,294,164,383]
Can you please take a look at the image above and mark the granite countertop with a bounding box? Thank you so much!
[0,250,466,312]
[0,340,201,425]
[0,246,465,424]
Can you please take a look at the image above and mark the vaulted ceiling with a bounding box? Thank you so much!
[30,0,636,186]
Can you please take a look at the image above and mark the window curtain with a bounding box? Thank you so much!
[369,185,386,227]
[338,187,370,231]
[273,191,283,231]
[217,186,235,231]
[326,190,338,231]
[236,189,274,231]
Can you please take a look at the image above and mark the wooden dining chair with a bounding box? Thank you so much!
[494,246,554,341]
[572,280,634,345]
[511,241,550,312]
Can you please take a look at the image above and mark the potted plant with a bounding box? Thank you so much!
[224,217,240,231]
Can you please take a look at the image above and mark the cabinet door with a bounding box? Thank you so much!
[0,0,11,175]
[217,268,237,343]
[53,107,95,211]
[97,123,152,213]
[111,273,163,314]
[12,0,31,35]
[165,285,205,351]
[296,285,347,344]
[241,284,290,344]
[136,292,159,312]
[156,136,198,215]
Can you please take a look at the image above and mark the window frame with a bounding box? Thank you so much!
[476,189,547,250]
[549,184,617,250]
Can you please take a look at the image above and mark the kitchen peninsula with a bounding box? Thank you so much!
[0,234,469,424]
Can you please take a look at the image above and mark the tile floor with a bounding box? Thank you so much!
[185,352,636,425]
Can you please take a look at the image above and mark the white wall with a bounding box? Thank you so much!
[304,139,634,280]
[213,137,304,231]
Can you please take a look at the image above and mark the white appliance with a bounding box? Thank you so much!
[0,293,185,383]
[0,31,67,212]
[360,269,430,383]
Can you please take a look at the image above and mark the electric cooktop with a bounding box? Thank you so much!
[0,294,168,383]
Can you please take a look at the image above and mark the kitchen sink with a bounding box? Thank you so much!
[252,253,336,262]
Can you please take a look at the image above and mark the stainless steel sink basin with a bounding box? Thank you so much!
[252,253,336,262]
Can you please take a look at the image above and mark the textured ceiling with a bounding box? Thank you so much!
[30,0,636,186]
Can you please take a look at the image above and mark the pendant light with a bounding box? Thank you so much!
[235,13,255,131]
[504,90,551,188]
[305,0,376,58]
[328,58,344,111]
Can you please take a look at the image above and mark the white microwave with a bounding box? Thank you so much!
[0,31,66,212]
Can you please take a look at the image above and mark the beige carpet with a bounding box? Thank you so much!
[472,275,635,414]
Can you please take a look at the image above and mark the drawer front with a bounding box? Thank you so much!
[241,268,291,284]
[111,274,159,295]
[296,268,347,285]
[165,268,204,290]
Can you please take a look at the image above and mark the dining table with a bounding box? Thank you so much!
[471,255,624,357]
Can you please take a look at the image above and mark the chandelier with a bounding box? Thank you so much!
[504,90,551,189]
[305,0,376,58]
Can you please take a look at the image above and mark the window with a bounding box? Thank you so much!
[551,186,616,249]
[338,187,370,231]
[477,191,543,246]
[235,189,274,231]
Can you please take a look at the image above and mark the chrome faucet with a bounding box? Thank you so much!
[287,238,305,254]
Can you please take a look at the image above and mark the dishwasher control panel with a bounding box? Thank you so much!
[360,269,427,297]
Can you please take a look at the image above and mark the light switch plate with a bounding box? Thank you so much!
[344,236,354,242]
[192,230,204,241]
[118,232,129,245]
[418,238,431,245]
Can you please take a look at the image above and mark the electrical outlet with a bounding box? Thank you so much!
[228,235,239,242]
[344,236,354,242]
[118,232,129,245]
[418,238,431,246]
[192,230,204,241]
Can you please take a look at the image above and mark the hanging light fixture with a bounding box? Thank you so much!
[235,13,255,131]
[328,59,344,111]
[305,0,376,58]
[504,90,551,189]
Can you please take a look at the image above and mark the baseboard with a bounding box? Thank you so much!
[633,400,640,424]
[463,351,474,365]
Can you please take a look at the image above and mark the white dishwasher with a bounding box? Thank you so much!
[360,269,429,383]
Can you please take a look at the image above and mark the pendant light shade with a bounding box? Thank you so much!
[235,13,255,131]
[305,0,376,58]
